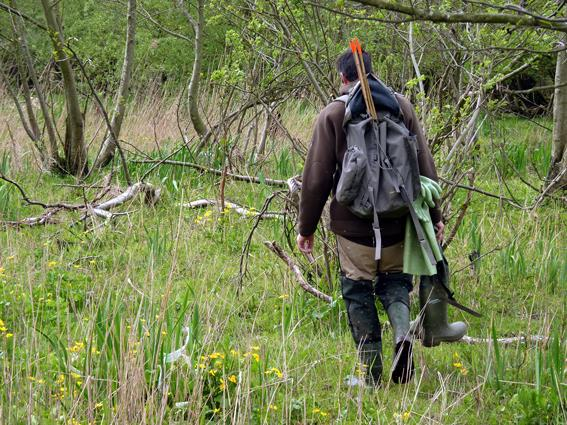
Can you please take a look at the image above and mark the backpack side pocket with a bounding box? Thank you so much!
[336,146,367,205]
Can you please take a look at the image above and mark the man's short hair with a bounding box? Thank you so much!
[336,49,372,82]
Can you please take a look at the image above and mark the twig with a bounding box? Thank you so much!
[0,173,81,209]
[461,335,548,345]
[132,159,288,187]
[264,241,333,304]
[443,171,475,249]
[439,176,525,208]
[181,199,283,219]
[238,192,282,290]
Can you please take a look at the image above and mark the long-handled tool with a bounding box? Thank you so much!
[350,38,377,120]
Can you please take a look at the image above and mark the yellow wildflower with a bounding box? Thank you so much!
[212,408,220,413]
[460,367,469,376]
[265,367,283,378]
[453,362,463,368]
[69,341,85,353]
[70,372,81,380]
[5,333,13,339]
[89,260,96,265]
[230,349,239,357]
[278,294,289,299]
[251,345,260,351]
[95,402,103,409]
[268,404,278,411]
[161,330,167,336]
[228,374,237,384]
[198,363,206,369]
[252,353,260,363]
[209,369,217,376]
[47,261,58,268]
[219,378,225,391]
[402,411,411,421]
[0,267,5,274]
[56,374,65,385]
[6,255,14,260]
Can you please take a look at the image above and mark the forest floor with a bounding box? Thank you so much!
[0,104,565,424]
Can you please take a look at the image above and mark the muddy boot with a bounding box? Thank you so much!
[376,273,414,384]
[341,276,383,386]
[418,275,467,347]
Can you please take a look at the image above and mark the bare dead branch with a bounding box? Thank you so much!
[461,335,548,345]
[264,240,333,304]
[132,159,289,187]
[439,176,525,208]
[181,199,284,219]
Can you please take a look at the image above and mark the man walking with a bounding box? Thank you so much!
[296,49,445,386]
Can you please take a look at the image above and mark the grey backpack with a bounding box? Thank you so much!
[335,75,435,264]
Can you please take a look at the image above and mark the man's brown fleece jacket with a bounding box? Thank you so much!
[298,86,442,247]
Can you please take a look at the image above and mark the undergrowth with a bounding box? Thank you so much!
[0,114,565,424]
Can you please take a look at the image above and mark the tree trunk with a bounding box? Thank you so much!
[547,36,567,190]
[40,0,87,176]
[10,0,61,169]
[181,0,208,137]
[94,0,137,169]
[255,104,274,160]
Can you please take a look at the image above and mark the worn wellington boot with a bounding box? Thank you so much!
[376,273,414,384]
[418,275,467,347]
[386,302,414,384]
[341,276,383,386]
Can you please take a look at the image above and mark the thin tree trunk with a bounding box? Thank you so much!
[255,104,274,160]
[40,0,87,176]
[94,0,137,169]
[548,34,567,189]
[0,65,36,144]
[408,22,426,123]
[180,0,208,137]
[10,0,61,169]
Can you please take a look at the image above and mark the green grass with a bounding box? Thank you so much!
[0,117,565,424]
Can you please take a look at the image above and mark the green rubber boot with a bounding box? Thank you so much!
[376,273,414,384]
[386,302,414,384]
[341,276,383,386]
[418,275,467,347]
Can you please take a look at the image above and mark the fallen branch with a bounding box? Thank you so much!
[132,159,288,187]
[96,182,160,211]
[264,241,333,304]
[181,199,283,219]
[461,335,548,345]
[0,175,160,228]
[2,209,61,227]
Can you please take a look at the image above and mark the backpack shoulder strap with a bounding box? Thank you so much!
[334,94,349,104]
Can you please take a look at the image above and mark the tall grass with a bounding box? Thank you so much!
[0,104,565,424]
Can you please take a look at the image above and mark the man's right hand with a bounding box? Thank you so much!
[296,234,314,254]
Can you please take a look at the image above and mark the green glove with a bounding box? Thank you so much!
[403,176,443,276]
